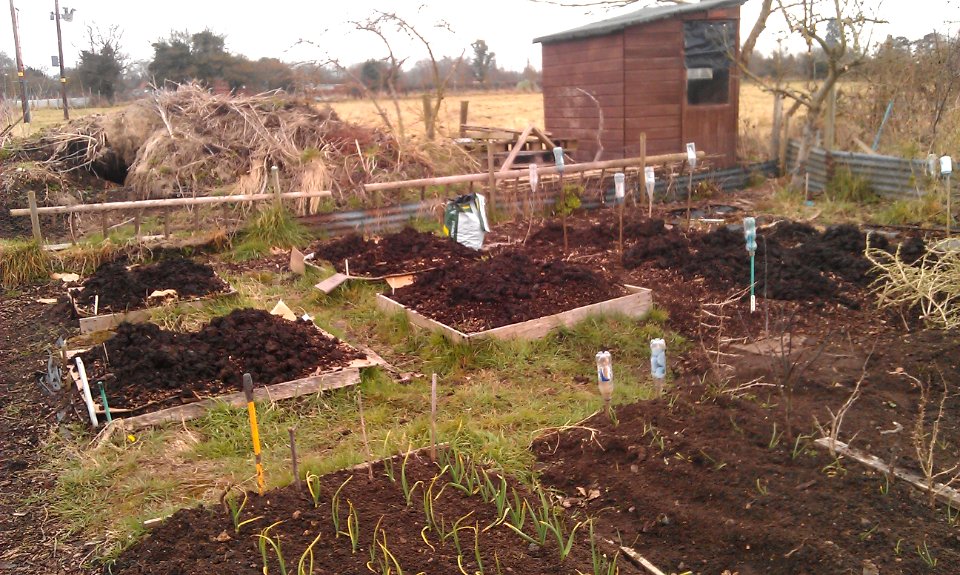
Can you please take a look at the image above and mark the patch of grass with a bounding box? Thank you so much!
[871,195,946,226]
[241,204,310,253]
[825,167,878,204]
[0,239,50,288]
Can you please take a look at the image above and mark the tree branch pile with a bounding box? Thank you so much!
[18,84,470,209]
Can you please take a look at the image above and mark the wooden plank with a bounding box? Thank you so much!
[109,368,361,430]
[377,286,652,344]
[814,438,960,507]
[622,56,682,70]
[622,104,682,117]
[315,272,350,294]
[618,545,667,575]
[70,283,239,335]
[476,286,652,341]
[498,125,535,173]
[375,294,468,344]
[10,190,333,217]
[624,116,682,130]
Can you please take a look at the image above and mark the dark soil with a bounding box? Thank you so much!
[109,453,600,575]
[623,223,891,307]
[533,327,960,574]
[311,227,480,276]
[0,284,87,572]
[78,309,363,412]
[390,251,627,332]
[73,257,230,312]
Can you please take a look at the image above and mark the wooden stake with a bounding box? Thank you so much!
[288,427,302,493]
[101,213,108,239]
[597,168,606,205]
[430,373,438,462]
[618,197,624,260]
[640,133,649,218]
[421,94,434,140]
[619,546,667,575]
[357,390,374,480]
[559,173,568,252]
[27,190,41,242]
[242,373,265,496]
[486,142,497,212]
[685,168,694,231]
[459,101,469,137]
[134,210,142,241]
[163,210,171,238]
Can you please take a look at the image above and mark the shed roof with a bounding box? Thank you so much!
[533,0,746,44]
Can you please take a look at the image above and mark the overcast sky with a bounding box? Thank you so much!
[0,1,954,75]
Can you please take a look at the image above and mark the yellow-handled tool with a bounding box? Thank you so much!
[242,373,265,495]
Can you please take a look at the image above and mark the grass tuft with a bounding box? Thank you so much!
[0,239,50,288]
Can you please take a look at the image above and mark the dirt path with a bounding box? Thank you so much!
[0,284,86,574]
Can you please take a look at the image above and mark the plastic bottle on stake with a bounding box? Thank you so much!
[614,172,625,201]
[650,339,666,395]
[744,217,758,313]
[644,166,656,217]
[943,156,954,235]
[528,163,539,192]
[595,351,613,409]
[553,147,565,174]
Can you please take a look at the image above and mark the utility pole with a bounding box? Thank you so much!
[8,0,30,123]
[54,0,68,119]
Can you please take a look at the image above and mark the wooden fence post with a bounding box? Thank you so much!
[486,143,497,212]
[27,190,41,242]
[459,101,469,137]
[422,95,434,140]
[134,210,142,241]
[771,94,783,161]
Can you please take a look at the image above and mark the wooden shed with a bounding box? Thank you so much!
[534,0,745,168]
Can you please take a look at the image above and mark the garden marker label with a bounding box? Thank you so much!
[614,172,625,200]
[528,163,539,191]
[686,142,697,170]
[553,147,565,173]
[744,217,758,313]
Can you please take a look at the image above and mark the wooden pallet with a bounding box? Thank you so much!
[377,285,653,344]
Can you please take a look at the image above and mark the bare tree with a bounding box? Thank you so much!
[298,10,463,142]
[739,0,883,179]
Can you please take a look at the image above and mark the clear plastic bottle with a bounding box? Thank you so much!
[596,351,613,402]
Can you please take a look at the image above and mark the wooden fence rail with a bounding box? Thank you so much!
[9,149,703,242]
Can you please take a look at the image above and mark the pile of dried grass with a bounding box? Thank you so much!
[19,84,475,211]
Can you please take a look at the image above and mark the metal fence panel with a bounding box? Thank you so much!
[786,140,932,199]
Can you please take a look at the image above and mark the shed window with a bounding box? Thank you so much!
[684,20,734,105]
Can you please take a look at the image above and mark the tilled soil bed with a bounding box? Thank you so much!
[73,257,230,312]
[389,251,627,332]
[109,453,602,575]
[533,328,960,574]
[77,309,362,412]
[311,227,480,276]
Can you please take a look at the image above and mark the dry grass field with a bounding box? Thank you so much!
[9,84,778,160]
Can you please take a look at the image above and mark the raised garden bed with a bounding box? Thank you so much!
[69,309,378,429]
[109,449,608,575]
[311,227,481,277]
[378,252,652,342]
[68,258,236,334]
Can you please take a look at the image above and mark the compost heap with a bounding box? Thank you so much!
[19,84,459,207]
[623,222,889,306]
[78,309,362,409]
[391,251,625,331]
[73,257,228,311]
[311,227,481,276]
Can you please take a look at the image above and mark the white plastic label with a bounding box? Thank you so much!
[644,166,656,199]
[941,155,953,176]
[686,142,697,169]
[553,147,565,173]
[528,163,539,191]
[614,172,625,199]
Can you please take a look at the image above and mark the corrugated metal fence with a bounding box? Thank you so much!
[299,160,779,236]
[786,140,934,199]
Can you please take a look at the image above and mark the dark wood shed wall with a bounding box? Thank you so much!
[542,34,624,161]
[541,6,740,167]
